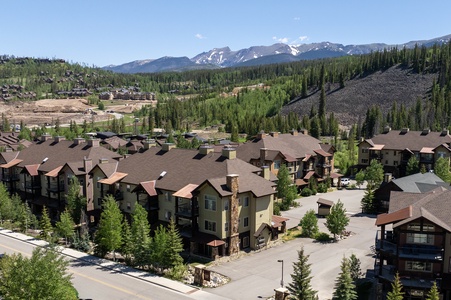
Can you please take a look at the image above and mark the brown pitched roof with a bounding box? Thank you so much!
[375,206,412,226]
[236,132,324,162]
[317,198,334,207]
[272,215,289,228]
[132,180,157,196]
[23,164,40,176]
[118,147,275,198]
[173,183,198,198]
[366,130,451,152]
[15,139,122,174]
[0,158,23,168]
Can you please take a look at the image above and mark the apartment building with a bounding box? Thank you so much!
[90,144,277,259]
[236,130,338,189]
[358,128,451,178]
[375,187,451,298]
[0,135,122,219]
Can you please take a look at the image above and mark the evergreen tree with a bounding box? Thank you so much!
[426,282,440,300]
[310,116,321,138]
[406,156,420,175]
[55,209,75,246]
[348,254,362,282]
[95,195,123,260]
[121,216,134,266]
[386,272,404,300]
[355,170,365,189]
[39,206,53,242]
[65,177,86,225]
[287,247,317,300]
[149,224,169,269]
[325,200,350,241]
[299,209,319,238]
[332,257,357,300]
[165,218,184,268]
[131,203,151,268]
[361,188,376,213]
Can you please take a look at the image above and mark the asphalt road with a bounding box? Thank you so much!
[208,187,377,300]
[0,233,222,300]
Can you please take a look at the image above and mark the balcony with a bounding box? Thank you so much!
[25,182,42,190]
[175,203,199,218]
[47,184,65,193]
[2,174,20,182]
[377,265,436,290]
[375,230,396,254]
[399,244,443,261]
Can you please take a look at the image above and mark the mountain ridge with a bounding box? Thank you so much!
[103,34,451,73]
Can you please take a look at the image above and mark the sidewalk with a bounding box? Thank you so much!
[0,228,229,300]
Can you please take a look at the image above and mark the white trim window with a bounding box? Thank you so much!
[204,194,217,211]
[224,222,229,232]
[243,196,249,207]
[224,199,229,211]
[406,261,432,272]
[243,236,250,248]
[243,216,249,227]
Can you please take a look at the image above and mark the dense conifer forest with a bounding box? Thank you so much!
[1,40,450,139]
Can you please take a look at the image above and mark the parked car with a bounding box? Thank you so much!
[340,178,350,186]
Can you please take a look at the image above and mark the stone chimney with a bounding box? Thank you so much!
[299,128,308,135]
[73,137,85,145]
[290,129,298,136]
[87,138,100,147]
[199,145,214,155]
[256,131,266,139]
[41,133,52,142]
[227,174,240,256]
[269,132,279,138]
[142,139,156,150]
[261,165,270,180]
[162,143,175,152]
[84,157,94,211]
[222,145,236,159]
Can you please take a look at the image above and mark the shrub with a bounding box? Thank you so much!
[299,210,319,238]
[314,232,331,242]
[273,202,281,215]
[311,188,317,195]
[301,188,312,197]
[317,183,328,193]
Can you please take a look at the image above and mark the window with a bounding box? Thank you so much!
[165,191,172,201]
[97,177,101,188]
[362,148,369,153]
[361,159,368,164]
[224,199,229,211]
[406,233,434,244]
[243,236,250,248]
[243,197,249,207]
[204,195,217,211]
[406,261,432,272]
[126,184,131,192]
[204,220,216,232]
[224,222,229,232]
[97,197,102,206]
[385,160,388,164]
[438,151,446,158]
[244,217,249,227]
[165,211,172,221]
[394,161,398,166]
[274,160,281,170]
[407,223,434,231]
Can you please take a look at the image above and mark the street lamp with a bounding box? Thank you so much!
[277,259,284,287]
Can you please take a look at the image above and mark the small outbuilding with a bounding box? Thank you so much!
[317,198,334,217]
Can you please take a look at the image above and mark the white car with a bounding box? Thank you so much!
[340,178,350,186]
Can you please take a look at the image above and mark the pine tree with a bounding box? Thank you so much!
[277,164,297,210]
[348,254,362,282]
[121,216,134,266]
[361,188,376,213]
[66,177,86,225]
[165,218,184,268]
[325,200,350,241]
[39,206,53,242]
[386,272,404,300]
[131,203,151,268]
[332,257,357,300]
[426,282,440,300]
[287,247,317,300]
[434,157,451,182]
[406,156,420,175]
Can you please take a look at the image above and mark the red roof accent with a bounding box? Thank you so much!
[375,206,412,226]
[207,240,225,247]
[98,172,128,185]
[173,183,198,198]
[24,164,40,176]
[135,180,157,196]
[313,148,332,157]
[44,166,63,177]
[0,158,23,168]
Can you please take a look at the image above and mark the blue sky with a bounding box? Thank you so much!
[3,1,450,67]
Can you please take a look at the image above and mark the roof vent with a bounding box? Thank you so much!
[42,157,48,163]
[158,171,167,179]
[400,128,409,134]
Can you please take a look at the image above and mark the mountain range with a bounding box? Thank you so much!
[103,34,451,74]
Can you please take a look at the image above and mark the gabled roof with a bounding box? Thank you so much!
[317,198,334,207]
[173,183,198,198]
[236,131,325,162]
[388,172,449,194]
[132,180,157,196]
[0,158,23,168]
[375,206,412,226]
[364,130,451,152]
[22,164,40,176]
[98,172,128,185]
[117,147,276,199]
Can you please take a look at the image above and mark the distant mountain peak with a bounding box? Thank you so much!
[103,34,451,73]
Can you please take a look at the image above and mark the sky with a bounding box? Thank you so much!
[3,1,451,67]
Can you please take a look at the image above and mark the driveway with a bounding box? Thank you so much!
[207,187,377,300]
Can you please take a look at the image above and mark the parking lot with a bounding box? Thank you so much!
[208,186,377,300]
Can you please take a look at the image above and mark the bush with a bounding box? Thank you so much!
[300,188,312,197]
[311,188,317,195]
[317,183,328,193]
[314,232,332,242]
[273,202,281,216]
[346,183,357,190]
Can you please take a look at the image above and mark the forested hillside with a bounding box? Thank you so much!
[1,40,451,140]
